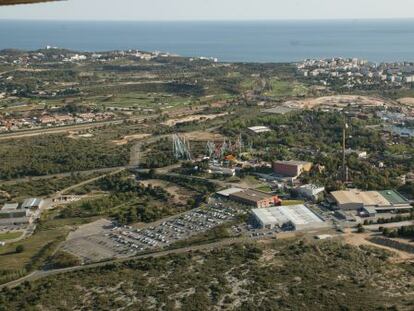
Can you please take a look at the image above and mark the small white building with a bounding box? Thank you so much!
[248,126,271,134]
[297,184,325,200]
[208,165,236,177]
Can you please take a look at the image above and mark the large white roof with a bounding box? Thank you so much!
[252,205,324,227]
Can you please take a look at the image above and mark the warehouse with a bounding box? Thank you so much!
[330,189,411,212]
[272,160,313,178]
[0,203,32,225]
[252,204,325,231]
[229,189,281,208]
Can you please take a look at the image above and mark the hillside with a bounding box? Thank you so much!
[0,240,413,310]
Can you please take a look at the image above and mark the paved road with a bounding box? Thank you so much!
[0,237,250,289]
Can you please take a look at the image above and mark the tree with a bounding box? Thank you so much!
[356,223,365,233]
[15,245,24,253]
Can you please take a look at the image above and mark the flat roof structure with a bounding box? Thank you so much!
[216,188,243,197]
[331,190,389,207]
[331,189,412,211]
[229,189,280,208]
[274,160,312,166]
[1,203,19,211]
[252,205,325,231]
[22,198,43,209]
[248,126,271,134]
[379,190,409,205]
[230,189,274,203]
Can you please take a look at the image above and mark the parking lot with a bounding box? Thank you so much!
[62,200,245,263]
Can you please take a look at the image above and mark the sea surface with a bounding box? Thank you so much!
[1,20,414,63]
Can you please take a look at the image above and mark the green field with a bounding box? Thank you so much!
[0,215,97,284]
[0,231,23,241]
[264,78,308,98]
[282,199,306,206]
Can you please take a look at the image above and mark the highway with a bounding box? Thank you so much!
[0,116,152,141]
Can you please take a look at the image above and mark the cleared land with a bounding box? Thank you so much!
[283,95,389,109]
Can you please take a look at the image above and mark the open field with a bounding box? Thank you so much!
[344,232,414,262]
[397,97,414,106]
[162,113,228,126]
[111,133,151,146]
[0,232,23,241]
[139,179,197,204]
[0,216,99,284]
[264,78,308,98]
[282,95,389,110]
[182,130,224,142]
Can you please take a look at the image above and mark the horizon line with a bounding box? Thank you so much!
[1,17,414,22]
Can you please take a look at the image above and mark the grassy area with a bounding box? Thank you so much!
[0,173,103,202]
[264,78,308,98]
[282,199,306,206]
[0,214,98,284]
[255,184,272,193]
[0,231,23,241]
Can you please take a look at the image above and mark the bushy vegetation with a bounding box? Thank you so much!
[222,109,413,191]
[382,225,414,239]
[48,251,81,269]
[0,135,129,179]
[0,173,101,202]
[60,174,185,225]
[0,240,412,310]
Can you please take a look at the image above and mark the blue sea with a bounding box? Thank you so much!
[1,19,414,63]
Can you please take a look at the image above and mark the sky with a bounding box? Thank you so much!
[0,0,414,21]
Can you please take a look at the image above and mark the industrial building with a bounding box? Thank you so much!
[226,189,281,208]
[330,189,411,214]
[0,203,32,225]
[272,160,313,178]
[252,204,325,231]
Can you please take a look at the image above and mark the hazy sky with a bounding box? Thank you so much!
[0,0,414,21]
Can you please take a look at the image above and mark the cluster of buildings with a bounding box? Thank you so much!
[217,186,326,231]
[297,58,414,88]
[0,112,115,132]
[0,198,43,226]
[0,49,164,67]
